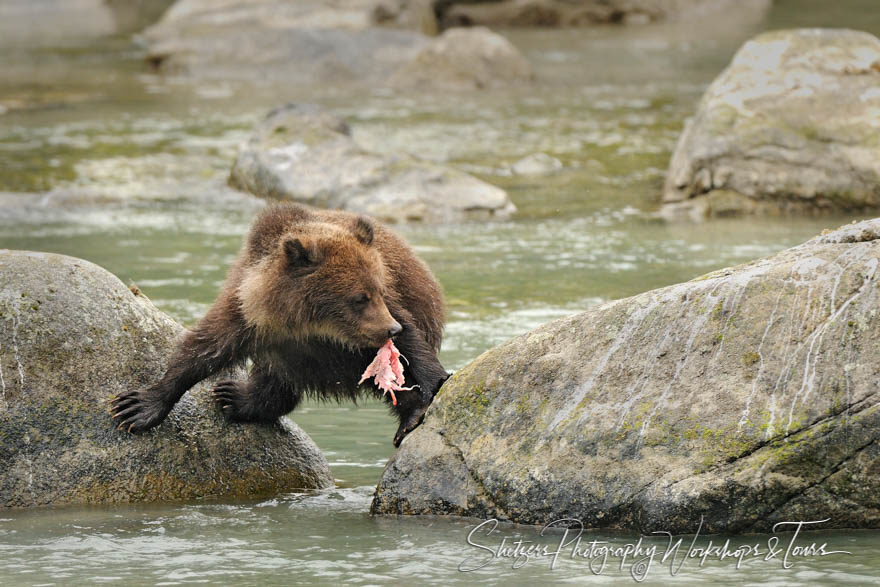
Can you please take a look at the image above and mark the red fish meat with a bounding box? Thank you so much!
[359,339,415,405]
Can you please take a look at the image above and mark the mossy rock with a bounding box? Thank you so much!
[0,250,333,508]
[663,29,880,219]
[372,219,880,533]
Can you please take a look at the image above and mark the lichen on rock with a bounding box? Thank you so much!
[372,218,880,533]
[663,29,880,219]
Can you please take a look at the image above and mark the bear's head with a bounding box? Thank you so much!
[239,216,401,349]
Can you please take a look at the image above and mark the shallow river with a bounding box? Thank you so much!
[1,1,879,584]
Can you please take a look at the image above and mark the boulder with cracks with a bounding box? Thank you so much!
[372,218,880,533]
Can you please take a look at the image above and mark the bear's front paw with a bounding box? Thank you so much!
[392,404,429,448]
[109,389,170,433]
[211,380,252,422]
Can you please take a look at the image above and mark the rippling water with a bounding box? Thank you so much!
[1,0,879,583]
[2,491,878,585]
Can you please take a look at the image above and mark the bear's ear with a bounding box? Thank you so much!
[352,216,374,246]
[283,237,320,269]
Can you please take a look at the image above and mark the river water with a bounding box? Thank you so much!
[1,1,879,584]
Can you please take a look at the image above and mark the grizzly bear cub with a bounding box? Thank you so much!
[110,203,448,446]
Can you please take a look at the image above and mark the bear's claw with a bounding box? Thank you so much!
[109,389,168,433]
[211,380,249,421]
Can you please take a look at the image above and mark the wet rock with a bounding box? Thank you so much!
[229,104,515,223]
[372,218,880,533]
[511,153,563,176]
[0,0,173,47]
[0,250,333,507]
[663,29,880,219]
[400,0,771,29]
[141,0,428,84]
[390,26,534,90]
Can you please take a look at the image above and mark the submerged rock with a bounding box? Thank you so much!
[390,27,534,90]
[229,104,515,223]
[372,218,880,533]
[0,250,333,508]
[511,153,563,176]
[663,29,880,219]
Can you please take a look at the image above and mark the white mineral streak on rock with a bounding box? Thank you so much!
[550,296,660,430]
[638,298,710,440]
[786,255,877,430]
[11,307,24,387]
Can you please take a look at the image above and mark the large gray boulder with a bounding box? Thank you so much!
[372,218,880,533]
[229,104,516,223]
[141,0,429,83]
[663,29,880,219]
[0,250,333,507]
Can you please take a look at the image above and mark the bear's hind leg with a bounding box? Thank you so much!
[212,363,301,424]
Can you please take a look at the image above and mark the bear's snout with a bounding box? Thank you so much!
[358,299,404,347]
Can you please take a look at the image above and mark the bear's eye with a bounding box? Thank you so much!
[352,293,371,308]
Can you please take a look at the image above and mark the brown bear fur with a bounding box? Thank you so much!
[110,203,448,446]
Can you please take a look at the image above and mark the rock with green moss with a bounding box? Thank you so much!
[229,103,515,223]
[0,250,333,508]
[663,29,880,219]
[372,218,880,533]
